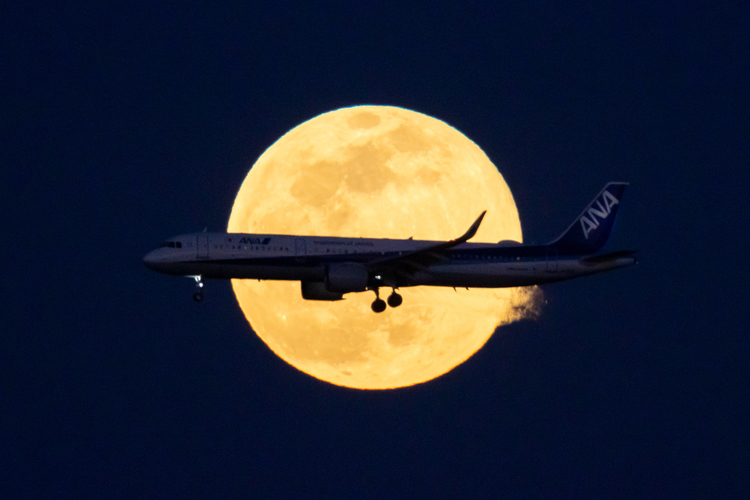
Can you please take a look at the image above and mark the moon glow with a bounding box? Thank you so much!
[228,106,538,389]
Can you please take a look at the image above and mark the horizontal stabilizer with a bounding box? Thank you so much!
[580,250,637,264]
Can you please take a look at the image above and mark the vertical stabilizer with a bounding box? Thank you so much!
[548,182,628,255]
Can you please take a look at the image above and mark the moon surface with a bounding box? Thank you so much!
[228,106,538,389]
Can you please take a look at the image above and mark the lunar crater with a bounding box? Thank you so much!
[347,111,382,129]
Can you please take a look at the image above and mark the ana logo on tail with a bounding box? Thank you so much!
[580,191,619,239]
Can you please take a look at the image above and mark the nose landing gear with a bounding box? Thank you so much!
[188,275,204,302]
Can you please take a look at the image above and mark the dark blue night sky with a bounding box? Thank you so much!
[3,2,749,498]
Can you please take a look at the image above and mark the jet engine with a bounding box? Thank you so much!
[301,281,344,301]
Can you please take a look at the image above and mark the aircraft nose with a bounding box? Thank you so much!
[143,249,160,270]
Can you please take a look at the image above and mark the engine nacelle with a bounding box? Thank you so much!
[301,281,344,301]
[325,262,369,293]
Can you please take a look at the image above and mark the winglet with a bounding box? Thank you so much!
[454,211,486,243]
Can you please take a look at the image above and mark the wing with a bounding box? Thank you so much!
[366,211,486,283]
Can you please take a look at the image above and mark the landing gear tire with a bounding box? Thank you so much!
[188,275,204,303]
[371,298,386,313]
[387,292,402,308]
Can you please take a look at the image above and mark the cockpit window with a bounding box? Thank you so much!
[160,241,182,248]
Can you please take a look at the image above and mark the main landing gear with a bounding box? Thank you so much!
[387,291,403,308]
[371,288,402,313]
[188,275,204,302]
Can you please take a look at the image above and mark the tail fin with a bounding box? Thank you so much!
[548,182,628,255]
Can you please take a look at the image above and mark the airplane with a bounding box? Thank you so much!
[143,182,636,313]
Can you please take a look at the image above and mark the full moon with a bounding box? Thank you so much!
[228,106,537,389]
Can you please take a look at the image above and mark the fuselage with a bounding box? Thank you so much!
[144,183,634,310]
[143,232,635,289]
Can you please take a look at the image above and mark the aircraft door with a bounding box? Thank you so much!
[197,234,209,259]
[295,238,306,262]
[546,248,558,272]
